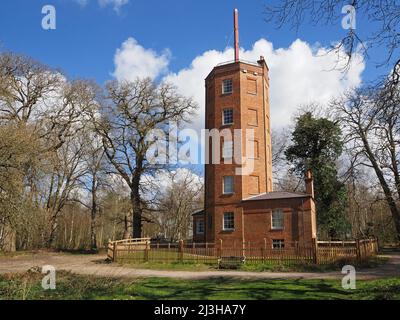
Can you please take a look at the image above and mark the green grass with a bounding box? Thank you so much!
[0,271,399,300]
[239,256,389,272]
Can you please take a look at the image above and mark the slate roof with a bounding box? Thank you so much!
[242,191,310,201]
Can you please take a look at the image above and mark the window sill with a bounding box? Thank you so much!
[221,92,233,96]
[221,123,234,128]
[221,229,235,232]
[221,193,235,197]
[270,228,284,231]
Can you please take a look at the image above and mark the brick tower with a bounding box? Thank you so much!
[202,9,273,245]
[192,9,317,248]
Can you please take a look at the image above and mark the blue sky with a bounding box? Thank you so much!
[0,0,391,176]
[0,0,388,85]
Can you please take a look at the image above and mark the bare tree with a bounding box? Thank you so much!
[264,0,400,68]
[0,125,38,251]
[94,78,196,238]
[334,71,400,240]
[43,133,88,247]
[0,53,61,125]
[76,132,108,251]
[147,169,203,241]
[271,128,289,168]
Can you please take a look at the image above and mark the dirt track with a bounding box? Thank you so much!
[0,251,399,280]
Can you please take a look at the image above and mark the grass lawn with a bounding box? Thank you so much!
[0,271,399,300]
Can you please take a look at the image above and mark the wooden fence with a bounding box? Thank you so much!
[316,238,379,264]
[107,237,378,266]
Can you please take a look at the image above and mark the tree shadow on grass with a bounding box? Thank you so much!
[126,277,352,300]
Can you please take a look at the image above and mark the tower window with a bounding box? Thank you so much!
[222,140,233,159]
[223,212,234,230]
[222,108,233,125]
[223,176,234,194]
[272,209,284,230]
[196,219,204,234]
[222,79,233,94]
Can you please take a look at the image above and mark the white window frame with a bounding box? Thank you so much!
[222,140,233,159]
[222,108,234,125]
[271,209,284,230]
[222,79,233,94]
[223,176,234,194]
[196,219,204,235]
[223,212,235,231]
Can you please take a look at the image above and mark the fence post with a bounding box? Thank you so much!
[144,240,149,262]
[113,241,117,262]
[107,239,111,260]
[219,239,223,258]
[356,238,361,262]
[179,239,184,262]
[312,238,318,264]
[363,239,366,259]
[261,246,265,263]
[263,238,267,263]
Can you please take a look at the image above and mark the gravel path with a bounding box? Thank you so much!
[0,251,399,280]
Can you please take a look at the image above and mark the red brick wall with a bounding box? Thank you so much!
[241,197,315,247]
[199,59,316,247]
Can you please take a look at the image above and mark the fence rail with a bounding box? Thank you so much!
[107,237,378,266]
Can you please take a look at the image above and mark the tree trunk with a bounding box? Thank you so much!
[123,215,130,239]
[362,133,400,241]
[1,225,16,252]
[47,217,58,248]
[131,182,142,238]
[90,174,98,252]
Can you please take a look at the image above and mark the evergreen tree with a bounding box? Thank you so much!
[285,112,349,238]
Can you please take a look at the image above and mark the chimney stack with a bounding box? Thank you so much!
[305,170,314,198]
[234,8,239,62]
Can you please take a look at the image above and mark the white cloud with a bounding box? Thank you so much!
[73,0,129,13]
[112,37,365,130]
[113,37,170,82]
[141,168,203,202]
[98,0,129,13]
[164,39,364,130]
